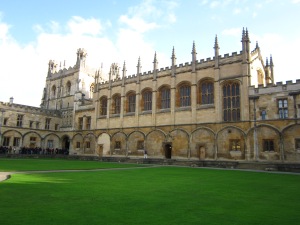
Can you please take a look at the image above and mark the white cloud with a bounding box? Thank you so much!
[222,28,241,37]
[292,0,300,3]
[119,15,159,33]
[66,16,103,36]
[233,8,241,14]
[210,1,220,8]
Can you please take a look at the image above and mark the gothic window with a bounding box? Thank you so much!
[113,95,121,114]
[86,116,91,130]
[230,139,241,151]
[13,137,20,147]
[76,142,81,148]
[3,118,8,125]
[17,114,23,127]
[127,93,136,113]
[179,84,191,107]
[55,124,59,130]
[200,81,214,104]
[66,81,71,95]
[45,118,51,130]
[86,141,90,149]
[47,140,54,148]
[29,121,34,128]
[295,139,300,150]
[223,82,240,121]
[137,140,144,150]
[261,110,266,120]
[278,99,288,119]
[78,117,83,130]
[160,87,170,109]
[52,85,56,98]
[115,141,121,149]
[3,136,10,146]
[143,90,152,111]
[36,122,40,129]
[100,97,108,116]
[263,139,274,151]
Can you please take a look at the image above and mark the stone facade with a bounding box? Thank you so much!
[1,28,300,162]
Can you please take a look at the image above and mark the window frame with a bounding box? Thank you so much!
[223,82,240,122]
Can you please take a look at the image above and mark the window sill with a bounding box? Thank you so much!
[176,107,191,112]
[125,112,135,117]
[197,104,214,109]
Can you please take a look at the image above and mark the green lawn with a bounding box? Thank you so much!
[0,158,145,171]
[0,159,300,225]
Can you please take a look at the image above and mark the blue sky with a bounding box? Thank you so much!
[0,0,299,106]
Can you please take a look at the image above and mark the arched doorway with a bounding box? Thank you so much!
[62,136,70,153]
[165,143,172,159]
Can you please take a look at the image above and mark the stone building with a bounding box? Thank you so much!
[1,28,300,162]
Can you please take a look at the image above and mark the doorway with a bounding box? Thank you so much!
[165,143,172,159]
[97,144,103,157]
[199,146,205,160]
[62,136,70,151]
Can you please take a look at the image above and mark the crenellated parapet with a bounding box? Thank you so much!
[0,101,61,116]
[249,79,300,95]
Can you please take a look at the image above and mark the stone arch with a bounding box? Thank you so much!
[61,134,71,153]
[23,131,43,148]
[43,133,60,149]
[281,124,300,162]
[217,126,246,160]
[1,129,23,149]
[247,124,281,161]
[168,128,189,158]
[190,127,216,160]
[127,131,145,156]
[83,133,96,154]
[97,133,111,156]
[111,132,127,156]
[146,129,166,158]
[72,133,84,154]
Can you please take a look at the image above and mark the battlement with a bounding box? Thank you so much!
[0,101,61,116]
[249,79,300,95]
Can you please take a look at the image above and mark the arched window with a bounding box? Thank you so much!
[160,87,170,109]
[143,90,152,111]
[179,85,191,107]
[223,82,240,121]
[200,81,214,104]
[113,94,121,114]
[127,93,136,113]
[100,97,107,116]
[66,81,71,95]
[52,85,56,98]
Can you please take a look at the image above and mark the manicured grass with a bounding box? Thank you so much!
[0,158,145,171]
[0,160,300,225]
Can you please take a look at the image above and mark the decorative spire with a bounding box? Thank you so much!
[214,35,220,68]
[214,35,219,50]
[191,41,197,72]
[256,41,259,49]
[270,55,273,66]
[137,57,141,75]
[122,61,126,86]
[122,61,127,78]
[171,46,176,77]
[266,57,269,67]
[153,51,158,70]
